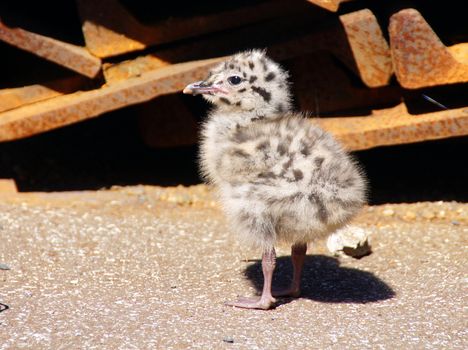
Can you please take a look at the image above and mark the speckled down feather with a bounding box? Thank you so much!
[197,50,367,249]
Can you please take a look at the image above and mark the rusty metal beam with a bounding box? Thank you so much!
[317,103,468,151]
[339,9,393,88]
[104,9,392,88]
[0,57,224,142]
[0,20,101,78]
[268,9,393,87]
[77,0,309,58]
[0,76,87,113]
[389,9,468,89]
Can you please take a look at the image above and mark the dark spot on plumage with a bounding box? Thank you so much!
[300,142,310,156]
[248,61,255,69]
[229,63,234,69]
[258,171,276,179]
[293,169,303,180]
[279,193,303,204]
[232,129,251,143]
[238,88,246,93]
[276,103,284,113]
[256,140,269,151]
[282,158,293,170]
[260,57,268,71]
[327,162,341,178]
[266,192,303,206]
[252,86,271,102]
[239,211,252,222]
[232,149,249,158]
[251,115,265,122]
[292,192,303,201]
[219,97,231,105]
[314,157,324,168]
[235,101,241,106]
[265,72,276,81]
[249,76,258,83]
[242,72,247,78]
[308,194,328,223]
[342,178,354,187]
[277,142,287,156]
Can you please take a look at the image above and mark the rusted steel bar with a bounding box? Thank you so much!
[0,57,224,142]
[389,9,468,89]
[0,76,87,113]
[339,9,393,88]
[317,104,468,151]
[0,20,101,78]
[77,0,309,58]
[268,9,393,87]
[104,9,392,88]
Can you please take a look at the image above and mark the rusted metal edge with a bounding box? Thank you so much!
[307,0,353,12]
[77,0,309,58]
[104,9,392,88]
[339,9,392,88]
[389,9,468,89]
[0,57,225,142]
[0,20,101,78]
[0,76,88,113]
[316,103,468,151]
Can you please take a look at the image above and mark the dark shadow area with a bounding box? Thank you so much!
[0,303,9,313]
[0,1,85,46]
[356,136,468,204]
[404,83,468,115]
[0,106,201,191]
[121,0,282,22]
[77,0,330,53]
[244,255,395,304]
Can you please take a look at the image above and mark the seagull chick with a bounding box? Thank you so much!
[183,50,367,310]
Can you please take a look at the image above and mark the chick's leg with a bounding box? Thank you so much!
[273,243,307,297]
[225,248,276,310]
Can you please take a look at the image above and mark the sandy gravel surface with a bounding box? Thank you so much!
[0,185,466,349]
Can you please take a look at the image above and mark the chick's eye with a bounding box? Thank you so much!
[228,76,242,85]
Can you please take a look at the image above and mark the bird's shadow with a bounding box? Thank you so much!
[244,255,395,304]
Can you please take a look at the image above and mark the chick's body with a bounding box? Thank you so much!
[184,50,366,309]
[201,112,365,249]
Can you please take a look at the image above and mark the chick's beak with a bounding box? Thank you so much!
[183,81,226,95]
[183,81,203,95]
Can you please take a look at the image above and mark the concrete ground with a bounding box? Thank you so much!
[0,185,466,349]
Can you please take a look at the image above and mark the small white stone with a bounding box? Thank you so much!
[327,225,371,258]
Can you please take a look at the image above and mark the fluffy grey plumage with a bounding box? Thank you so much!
[183,50,367,309]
